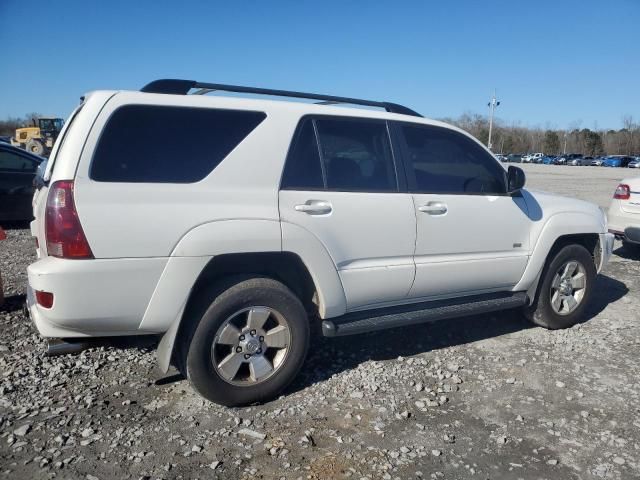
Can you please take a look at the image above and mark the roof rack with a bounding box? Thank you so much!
[140,79,422,117]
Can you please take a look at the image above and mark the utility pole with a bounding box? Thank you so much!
[563,132,568,155]
[487,90,500,151]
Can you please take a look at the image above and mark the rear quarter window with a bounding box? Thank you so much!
[90,105,266,183]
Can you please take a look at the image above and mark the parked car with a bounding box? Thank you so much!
[569,156,593,166]
[523,153,544,163]
[591,157,606,166]
[541,155,557,165]
[495,154,508,162]
[603,156,635,168]
[26,79,614,407]
[0,142,45,221]
[608,178,640,251]
[556,153,582,165]
[628,158,640,168]
[507,154,523,163]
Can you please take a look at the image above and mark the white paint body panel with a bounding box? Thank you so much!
[410,193,530,298]
[279,191,416,310]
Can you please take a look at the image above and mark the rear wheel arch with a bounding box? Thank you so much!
[161,251,319,372]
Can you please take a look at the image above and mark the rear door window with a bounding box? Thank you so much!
[280,116,398,192]
[91,105,266,183]
[280,119,324,190]
[316,117,397,192]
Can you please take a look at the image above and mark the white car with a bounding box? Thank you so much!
[27,79,613,406]
[524,153,544,163]
[608,178,640,250]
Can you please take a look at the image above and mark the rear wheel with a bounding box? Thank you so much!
[181,277,309,407]
[26,139,44,156]
[524,244,596,329]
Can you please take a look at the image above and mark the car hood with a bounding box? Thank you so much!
[522,188,606,230]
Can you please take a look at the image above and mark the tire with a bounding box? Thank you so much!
[524,244,596,329]
[26,139,44,156]
[181,277,310,407]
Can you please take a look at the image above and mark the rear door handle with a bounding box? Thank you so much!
[418,202,448,215]
[294,200,332,215]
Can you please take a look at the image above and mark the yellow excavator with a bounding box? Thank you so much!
[11,117,64,157]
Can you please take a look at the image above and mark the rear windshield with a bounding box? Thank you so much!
[90,105,266,183]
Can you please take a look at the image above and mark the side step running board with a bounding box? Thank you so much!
[322,292,528,337]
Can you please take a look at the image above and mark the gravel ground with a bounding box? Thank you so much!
[1,164,639,480]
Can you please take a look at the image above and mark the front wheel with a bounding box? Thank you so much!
[524,244,596,329]
[26,139,44,156]
[182,277,310,407]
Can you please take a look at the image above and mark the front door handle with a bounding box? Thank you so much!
[294,200,332,215]
[418,202,448,215]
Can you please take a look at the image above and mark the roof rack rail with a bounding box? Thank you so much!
[140,79,422,117]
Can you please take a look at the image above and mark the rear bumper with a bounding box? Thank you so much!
[27,256,167,338]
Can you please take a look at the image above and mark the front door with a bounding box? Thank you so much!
[395,122,531,300]
[279,116,416,310]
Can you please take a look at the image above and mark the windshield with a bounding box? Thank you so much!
[39,118,63,131]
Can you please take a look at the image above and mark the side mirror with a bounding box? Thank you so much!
[507,166,526,193]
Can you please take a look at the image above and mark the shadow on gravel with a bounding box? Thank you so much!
[289,309,534,394]
[582,274,628,322]
[78,334,161,353]
[0,294,26,313]
[289,273,627,394]
[0,220,31,230]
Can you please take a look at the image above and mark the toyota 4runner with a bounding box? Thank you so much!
[27,79,614,406]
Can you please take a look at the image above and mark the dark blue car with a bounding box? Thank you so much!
[0,143,45,221]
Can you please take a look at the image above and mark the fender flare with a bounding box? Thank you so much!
[514,211,604,302]
[155,219,346,373]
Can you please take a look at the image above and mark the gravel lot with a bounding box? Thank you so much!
[1,164,639,480]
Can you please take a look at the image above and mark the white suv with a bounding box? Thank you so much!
[27,79,614,406]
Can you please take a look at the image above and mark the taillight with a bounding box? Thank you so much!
[45,180,93,259]
[614,184,630,200]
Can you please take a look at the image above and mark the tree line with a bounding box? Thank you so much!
[2,111,638,156]
[0,113,43,137]
[439,113,639,156]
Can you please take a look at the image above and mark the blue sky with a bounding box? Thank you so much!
[0,0,638,129]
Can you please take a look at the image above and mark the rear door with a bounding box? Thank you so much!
[279,116,416,311]
[395,122,531,299]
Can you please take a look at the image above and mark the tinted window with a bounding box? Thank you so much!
[281,119,324,190]
[0,150,39,172]
[400,124,506,194]
[315,118,396,192]
[91,105,266,183]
